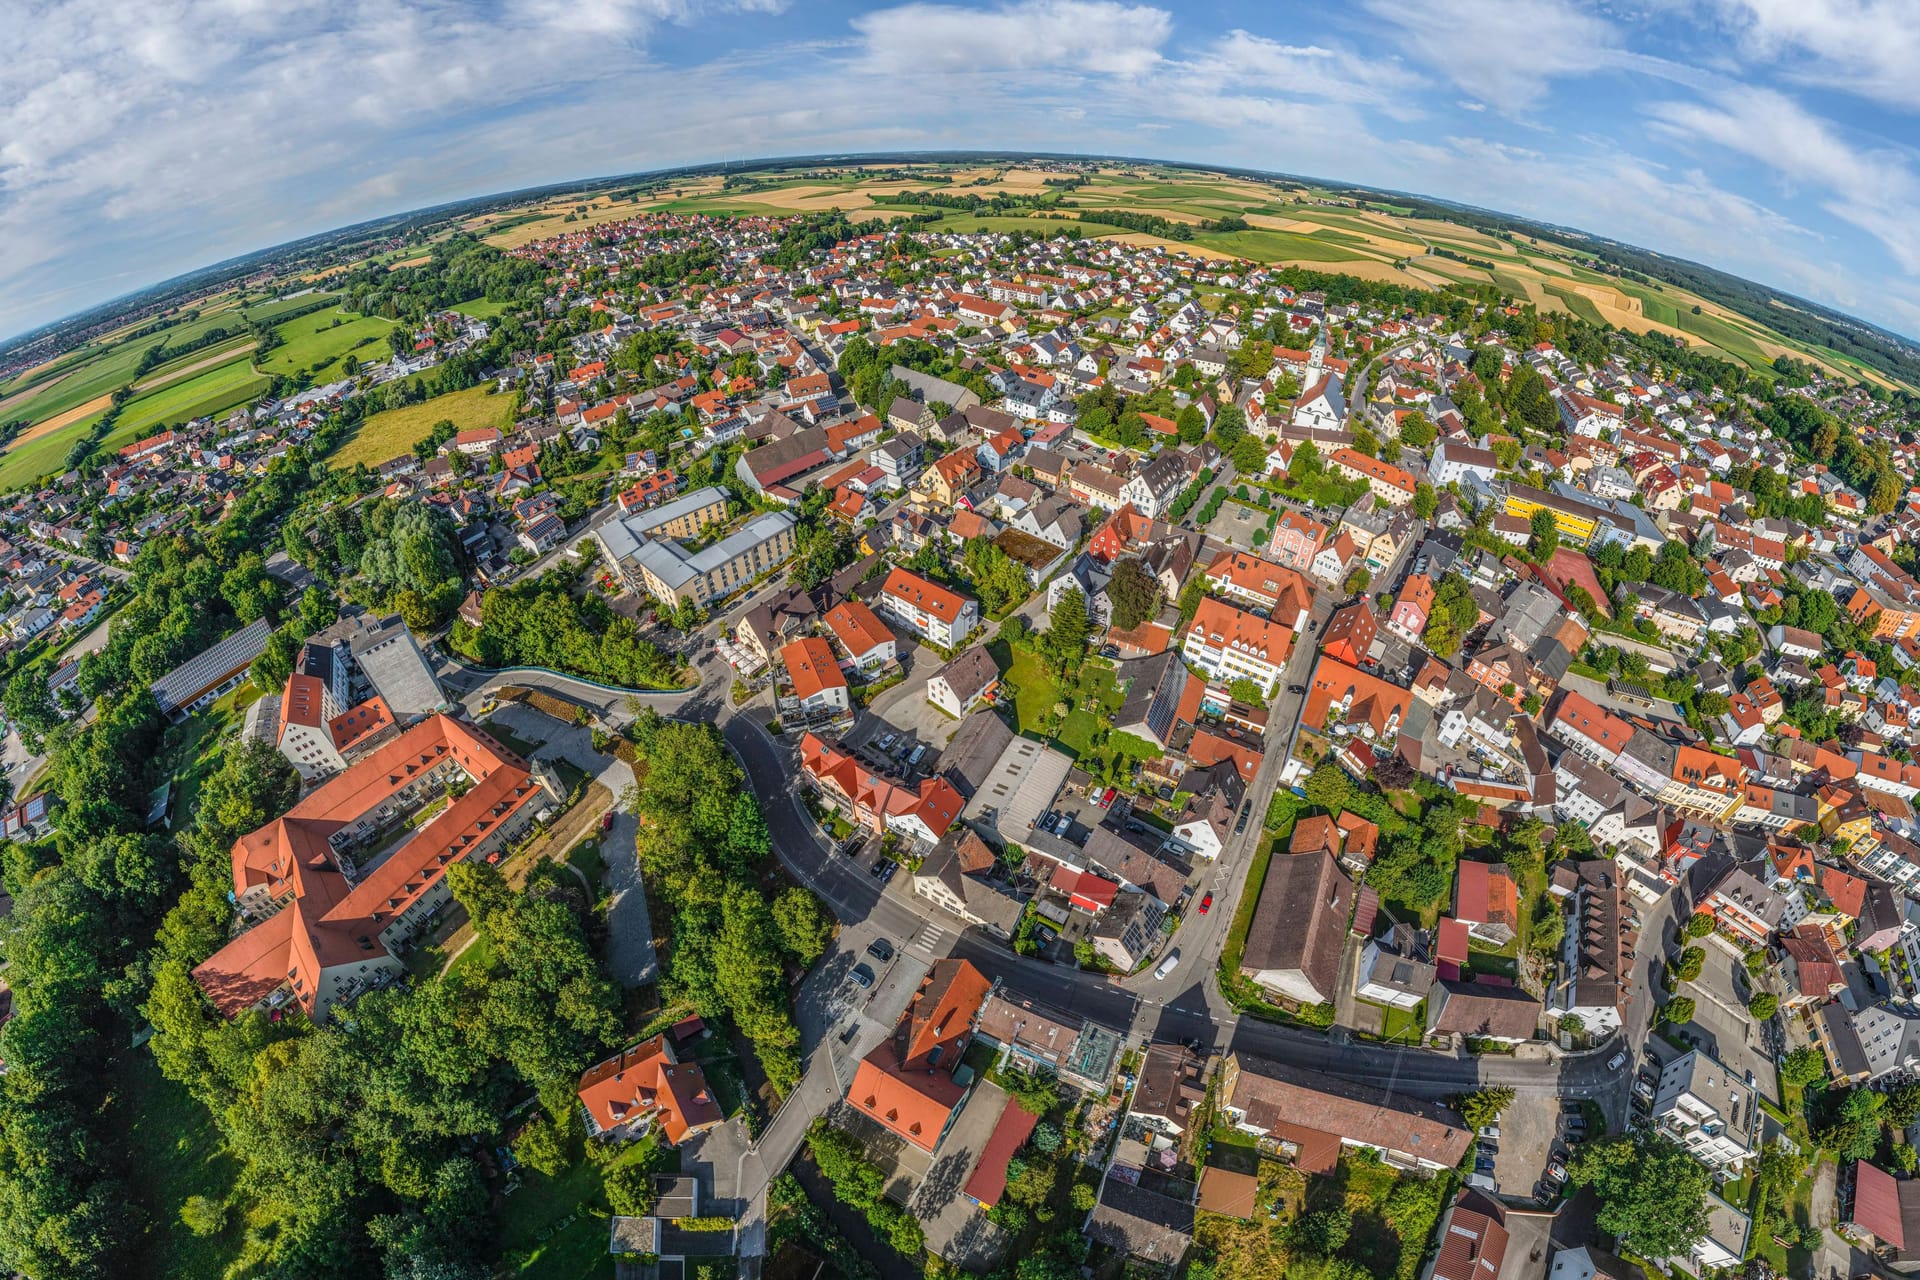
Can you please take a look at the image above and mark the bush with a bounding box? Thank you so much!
[1071,1183,1096,1212]
[180,1195,228,1238]
[605,1161,656,1217]
[513,1115,569,1176]
[1031,1122,1061,1152]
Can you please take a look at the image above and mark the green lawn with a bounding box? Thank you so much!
[111,1049,250,1280]
[995,642,1158,771]
[1189,228,1392,264]
[328,383,518,469]
[164,680,261,823]
[0,292,330,427]
[452,296,513,319]
[499,1135,674,1280]
[257,305,397,380]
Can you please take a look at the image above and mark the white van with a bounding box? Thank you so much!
[1153,950,1181,980]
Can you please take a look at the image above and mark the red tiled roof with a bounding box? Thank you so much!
[781,636,846,701]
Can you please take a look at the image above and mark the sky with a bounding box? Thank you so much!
[6,0,1920,343]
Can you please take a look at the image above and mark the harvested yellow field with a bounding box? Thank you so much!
[11,393,112,444]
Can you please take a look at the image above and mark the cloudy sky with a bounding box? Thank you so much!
[6,0,1920,342]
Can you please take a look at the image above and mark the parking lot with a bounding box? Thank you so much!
[1666,933,1779,1104]
[1201,496,1273,552]
[1480,1090,1591,1207]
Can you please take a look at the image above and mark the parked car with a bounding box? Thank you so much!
[878,860,897,884]
[866,938,895,963]
[1474,1156,1496,1174]
[850,963,875,989]
[1477,1125,1500,1139]
[1099,787,1117,808]
[1153,950,1181,980]
[877,732,897,751]
[1198,893,1214,915]
[1607,1049,1628,1071]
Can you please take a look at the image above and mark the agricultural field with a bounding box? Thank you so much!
[503,162,1893,385]
[256,304,396,381]
[327,382,517,469]
[0,290,340,486]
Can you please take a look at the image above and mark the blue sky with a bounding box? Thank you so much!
[6,0,1920,343]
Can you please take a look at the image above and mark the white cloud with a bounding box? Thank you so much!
[1645,86,1920,275]
[1358,0,1619,114]
[1707,0,1920,112]
[850,0,1171,75]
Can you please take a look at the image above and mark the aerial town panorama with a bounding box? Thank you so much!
[6,37,1920,1280]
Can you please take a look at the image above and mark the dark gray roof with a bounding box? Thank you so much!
[149,618,274,713]
[940,709,1017,800]
[1088,1179,1194,1264]
[935,644,1001,704]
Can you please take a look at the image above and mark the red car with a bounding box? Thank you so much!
[1198,893,1214,915]
[1099,787,1117,808]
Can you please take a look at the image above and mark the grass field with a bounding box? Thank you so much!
[452,296,512,319]
[112,1050,250,1280]
[108,355,268,442]
[257,304,396,380]
[328,383,517,469]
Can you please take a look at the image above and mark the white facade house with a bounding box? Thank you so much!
[1651,1051,1757,1175]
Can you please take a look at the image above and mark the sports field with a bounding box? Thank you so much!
[327,383,517,470]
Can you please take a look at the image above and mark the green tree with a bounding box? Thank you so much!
[1303,763,1352,814]
[1455,1087,1516,1130]
[1176,405,1206,444]
[1528,508,1560,561]
[1663,995,1696,1025]
[512,1116,569,1176]
[1675,947,1705,982]
[1041,587,1092,678]
[180,1195,228,1238]
[1747,992,1779,1021]
[1683,912,1714,939]
[771,887,833,967]
[1567,1132,1711,1257]
[1780,1045,1828,1089]
[1106,558,1161,632]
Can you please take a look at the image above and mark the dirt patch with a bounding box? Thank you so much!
[504,781,614,890]
[0,370,67,417]
[12,392,112,443]
[133,342,256,392]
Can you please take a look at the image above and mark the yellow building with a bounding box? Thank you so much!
[1503,483,1602,546]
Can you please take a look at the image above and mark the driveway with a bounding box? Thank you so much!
[1670,932,1777,1104]
[481,701,655,986]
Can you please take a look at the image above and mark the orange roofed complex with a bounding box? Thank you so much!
[798,732,963,851]
[193,714,562,1022]
[846,959,992,1153]
[577,1034,724,1145]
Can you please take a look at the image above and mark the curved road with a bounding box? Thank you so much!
[443,634,1632,1101]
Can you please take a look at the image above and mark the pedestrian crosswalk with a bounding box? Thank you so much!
[910,921,944,953]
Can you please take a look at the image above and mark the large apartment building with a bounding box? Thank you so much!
[877,566,979,648]
[1181,596,1294,693]
[599,504,799,607]
[193,715,563,1022]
